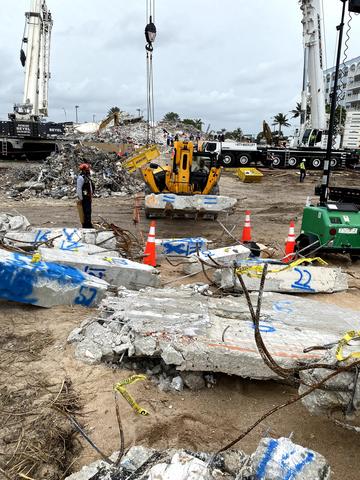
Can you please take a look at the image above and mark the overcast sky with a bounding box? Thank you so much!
[1,0,359,134]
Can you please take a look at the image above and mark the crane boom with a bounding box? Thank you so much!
[14,0,53,121]
[300,0,326,131]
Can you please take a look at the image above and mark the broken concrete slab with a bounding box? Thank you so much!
[183,244,251,275]
[65,440,330,480]
[252,437,331,480]
[0,213,30,238]
[156,237,209,256]
[215,261,348,294]
[70,286,360,379]
[145,193,237,216]
[38,248,160,289]
[0,250,108,308]
[4,228,117,252]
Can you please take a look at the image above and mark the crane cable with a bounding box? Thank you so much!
[145,0,156,145]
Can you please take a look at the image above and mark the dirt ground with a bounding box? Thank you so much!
[1,163,360,479]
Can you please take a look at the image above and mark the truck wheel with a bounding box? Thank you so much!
[311,158,321,169]
[288,157,298,167]
[238,154,250,166]
[330,158,338,168]
[221,153,234,166]
[271,156,281,167]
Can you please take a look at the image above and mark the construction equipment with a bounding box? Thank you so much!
[121,144,161,173]
[0,0,64,160]
[142,141,237,218]
[98,111,120,132]
[297,0,360,260]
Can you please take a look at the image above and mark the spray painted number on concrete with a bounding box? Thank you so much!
[251,322,276,333]
[34,230,51,243]
[256,438,314,480]
[74,285,98,307]
[291,268,314,292]
[161,239,205,256]
[60,228,83,251]
[273,300,294,315]
[84,266,106,279]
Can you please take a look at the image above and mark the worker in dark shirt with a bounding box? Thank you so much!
[299,159,306,183]
[76,163,95,228]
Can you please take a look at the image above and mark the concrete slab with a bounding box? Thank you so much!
[145,193,237,216]
[216,260,348,293]
[0,213,30,238]
[38,248,160,290]
[4,228,117,253]
[71,286,360,379]
[156,237,209,256]
[0,250,108,308]
[183,244,251,275]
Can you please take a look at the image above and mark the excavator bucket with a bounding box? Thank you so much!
[144,193,237,219]
[120,145,161,173]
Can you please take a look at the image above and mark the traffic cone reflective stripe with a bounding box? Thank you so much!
[143,221,157,266]
[241,210,252,242]
[284,220,296,263]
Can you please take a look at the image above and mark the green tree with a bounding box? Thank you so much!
[231,128,243,141]
[325,104,346,128]
[107,106,121,116]
[273,113,291,137]
[163,112,181,123]
[290,102,310,120]
[183,118,203,130]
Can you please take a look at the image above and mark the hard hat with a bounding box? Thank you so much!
[79,163,90,171]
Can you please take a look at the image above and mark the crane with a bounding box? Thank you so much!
[13,0,53,121]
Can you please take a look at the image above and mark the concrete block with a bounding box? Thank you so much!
[148,451,209,480]
[156,237,209,257]
[252,437,331,479]
[183,244,251,275]
[70,286,360,380]
[0,250,108,308]
[0,213,30,238]
[74,339,103,365]
[216,260,348,293]
[38,248,160,290]
[181,372,205,390]
[145,193,237,215]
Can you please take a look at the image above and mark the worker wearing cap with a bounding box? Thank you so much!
[77,164,95,228]
[299,158,306,183]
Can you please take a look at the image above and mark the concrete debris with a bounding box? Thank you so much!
[145,193,237,218]
[69,285,360,379]
[299,345,360,417]
[156,237,209,257]
[181,371,206,390]
[0,250,108,308]
[183,245,251,275]
[4,227,117,252]
[65,438,330,479]
[0,213,30,238]
[2,144,143,200]
[38,248,160,290]
[215,261,348,294]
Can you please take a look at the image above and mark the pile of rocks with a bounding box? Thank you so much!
[3,144,143,200]
[65,438,331,480]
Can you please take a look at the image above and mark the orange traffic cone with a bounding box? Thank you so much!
[143,220,157,267]
[241,210,252,242]
[284,220,296,263]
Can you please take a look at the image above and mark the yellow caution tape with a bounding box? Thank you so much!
[336,331,360,362]
[236,257,327,278]
[31,253,42,263]
[114,375,149,416]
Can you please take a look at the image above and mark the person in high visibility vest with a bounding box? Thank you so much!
[299,159,306,183]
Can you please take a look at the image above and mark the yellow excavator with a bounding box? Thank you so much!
[142,140,236,218]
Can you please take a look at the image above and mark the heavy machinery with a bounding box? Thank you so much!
[98,111,120,132]
[0,0,64,160]
[142,141,237,218]
[296,0,360,260]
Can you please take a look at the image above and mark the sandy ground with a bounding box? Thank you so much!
[1,163,360,478]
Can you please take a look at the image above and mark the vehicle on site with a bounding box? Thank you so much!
[201,140,263,168]
[296,0,360,260]
[142,141,236,218]
[0,0,64,160]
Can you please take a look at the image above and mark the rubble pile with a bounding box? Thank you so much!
[65,438,331,480]
[2,144,143,199]
[67,120,203,146]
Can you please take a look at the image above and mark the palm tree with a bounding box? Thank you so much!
[107,106,121,116]
[290,102,311,120]
[273,113,290,137]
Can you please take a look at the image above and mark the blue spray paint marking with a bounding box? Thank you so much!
[34,230,51,244]
[0,252,86,305]
[60,228,83,251]
[251,322,276,333]
[291,268,314,292]
[273,300,294,315]
[84,266,106,279]
[256,439,315,480]
[111,258,130,266]
[161,238,206,256]
[74,286,98,307]
[204,196,218,205]
[163,195,176,203]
